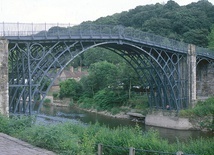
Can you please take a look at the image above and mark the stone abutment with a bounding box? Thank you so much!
[0,38,9,116]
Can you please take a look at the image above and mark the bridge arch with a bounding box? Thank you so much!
[196,56,214,97]
[103,43,182,110]
[8,39,187,114]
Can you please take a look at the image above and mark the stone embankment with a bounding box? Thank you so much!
[145,111,194,130]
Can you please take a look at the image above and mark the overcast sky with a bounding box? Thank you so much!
[0,0,213,24]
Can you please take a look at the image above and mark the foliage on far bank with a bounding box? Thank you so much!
[0,114,214,155]
[57,61,149,115]
[59,79,82,100]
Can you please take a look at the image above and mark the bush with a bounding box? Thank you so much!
[43,98,51,106]
[52,92,58,99]
[93,89,127,111]
[18,124,80,153]
[0,115,34,136]
[180,97,214,117]
[78,97,95,109]
[59,79,82,100]
[179,97,214,131]
[110,107,120,115]
[0,114,9,134]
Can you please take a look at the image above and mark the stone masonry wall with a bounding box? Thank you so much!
[196,62,214,97]
[0,38,9,115]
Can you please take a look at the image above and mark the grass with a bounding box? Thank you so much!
[0,114,213,155]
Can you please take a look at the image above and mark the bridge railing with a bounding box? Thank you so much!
[1,22,214,58]
[0,22,73,36]
[196,46,214,59]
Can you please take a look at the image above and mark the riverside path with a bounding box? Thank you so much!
[0,133,55,155]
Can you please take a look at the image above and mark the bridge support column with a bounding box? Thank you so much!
[187,44,197,108]
[0,38,9,116]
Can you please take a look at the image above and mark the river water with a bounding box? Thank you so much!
[38,105,213,143]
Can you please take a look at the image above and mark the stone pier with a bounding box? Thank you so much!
[0,38,9,116]
[187,44,197,107]
[145,44,198,130]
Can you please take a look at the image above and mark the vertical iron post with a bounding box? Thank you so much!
[129,147,135,155]
[27,43,32,115]
[97,143,102,155]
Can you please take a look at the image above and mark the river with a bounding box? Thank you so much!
[38,105,213,143]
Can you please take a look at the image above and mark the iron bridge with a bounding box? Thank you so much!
[1,23,214,114]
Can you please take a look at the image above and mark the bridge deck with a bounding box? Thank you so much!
[1,22,214,59]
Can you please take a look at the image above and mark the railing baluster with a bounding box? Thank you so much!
[3,22,5,36]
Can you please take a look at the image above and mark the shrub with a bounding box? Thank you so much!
[179,97,214,131]
[0,114,9,134]
[52,92,58,99]
[110,107,120,115]
[0,115,34,136]
[18,124,80,153]
[43,98,51,106]
[59,79,82,100]
[180,97,214,117]
[93,89,127,111]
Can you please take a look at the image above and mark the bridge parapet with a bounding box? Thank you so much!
[2,22,214,59]
[1,22,190,53]
[196,46,214,60]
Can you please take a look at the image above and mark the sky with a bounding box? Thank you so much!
[0,0,214,24]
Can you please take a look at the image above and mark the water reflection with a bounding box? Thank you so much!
[39,105,213,143]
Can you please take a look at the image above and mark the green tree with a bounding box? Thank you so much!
[183,29,209,47]
[93,0,214,47]
[142,17,171,36]
[59,79,82,100]
[208,25,214,50]
[83,47,122,66]
[82,61,119,94]
[79,75,96,97]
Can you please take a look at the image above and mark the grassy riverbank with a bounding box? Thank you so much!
[0,114,213,155]
[179,97,214,131]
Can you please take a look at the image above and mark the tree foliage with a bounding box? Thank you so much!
[59,79,82,100]
[93,89,127,110]
[208,25,214,50]
[93,0,214,47]
[80,61,120,95]
[82,47,122,66]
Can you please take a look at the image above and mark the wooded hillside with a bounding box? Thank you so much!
[88,0,214,48]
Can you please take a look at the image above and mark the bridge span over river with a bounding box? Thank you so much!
[0,23,214,115]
